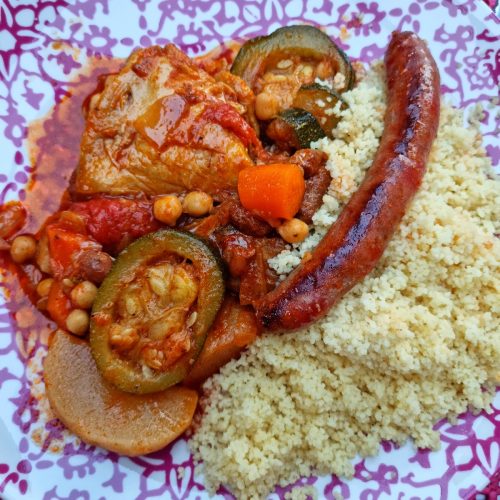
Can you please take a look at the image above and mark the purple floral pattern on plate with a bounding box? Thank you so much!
[0,0,499,498]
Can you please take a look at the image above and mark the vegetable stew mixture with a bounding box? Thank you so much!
[2,25,498,497]
[2,24,352,455]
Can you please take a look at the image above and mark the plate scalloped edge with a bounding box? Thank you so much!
[0,1,499,499]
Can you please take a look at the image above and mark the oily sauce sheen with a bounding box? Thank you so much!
[24,57,123,236]
[0,57,122,339]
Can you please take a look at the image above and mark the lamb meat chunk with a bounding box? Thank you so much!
[72,45,257,198]
[216,191,272,237]
[297,167,332,223]
[238,236,286,306]
[290,149,328,178]
[290,149,331,223]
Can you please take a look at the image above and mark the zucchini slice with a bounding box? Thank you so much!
[293,83,346,137]
[266,108,326,150]
[90,229,225,394]
[231,25,355,93]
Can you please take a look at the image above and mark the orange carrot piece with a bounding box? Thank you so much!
[237,163,305,220]
[46,280,72,329]
[184,296,259,386]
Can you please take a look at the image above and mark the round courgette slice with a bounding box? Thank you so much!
[90,229,224,394]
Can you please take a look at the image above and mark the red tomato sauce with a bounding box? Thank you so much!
[22,56,123,237]
[1,55,122,329]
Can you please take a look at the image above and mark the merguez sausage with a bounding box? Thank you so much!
[256,31,441,331]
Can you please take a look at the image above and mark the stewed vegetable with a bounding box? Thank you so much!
[184,296,259,386]
[231,25,354,148]
[266,108,326,149]
[292,84,346,136]
[45,331,198,456]
[237,163,306,220]
[231,25,354,94]
[90,229,224,394]
[266,86,346,149]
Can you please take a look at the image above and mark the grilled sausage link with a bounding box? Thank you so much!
[256,31,441,331]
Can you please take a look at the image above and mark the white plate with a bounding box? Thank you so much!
[0,1,498,498]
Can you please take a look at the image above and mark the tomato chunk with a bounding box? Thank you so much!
[70,198,159,252]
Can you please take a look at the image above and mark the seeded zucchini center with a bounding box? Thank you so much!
[108,256,199,372]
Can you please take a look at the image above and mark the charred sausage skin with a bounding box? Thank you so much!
[256,31,441,331]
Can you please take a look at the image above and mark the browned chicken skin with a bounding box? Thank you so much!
[72,45,256,197]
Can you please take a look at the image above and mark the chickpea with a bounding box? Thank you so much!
[70,280,98,309]
[10,235,37,264]
[182,191,213,217]
[36,234,52,273]
[277,218,309,244]
[36,278,54,297]
[153,195,183,226]
[255,92,280,120]
[66,309,90,336]
[79,250,112,284]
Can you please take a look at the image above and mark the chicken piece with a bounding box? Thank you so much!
[72,45,256,197]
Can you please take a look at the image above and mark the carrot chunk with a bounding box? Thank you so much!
[237,163,305,220]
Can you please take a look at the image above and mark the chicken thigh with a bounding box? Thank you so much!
[72,45,256,197]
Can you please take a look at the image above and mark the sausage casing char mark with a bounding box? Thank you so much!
[256,31,441,331]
